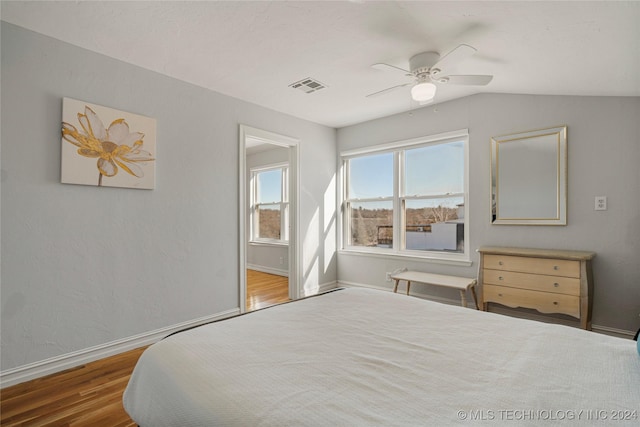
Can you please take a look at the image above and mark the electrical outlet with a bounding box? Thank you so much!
[385,272,392,282]
[595,196,607,211]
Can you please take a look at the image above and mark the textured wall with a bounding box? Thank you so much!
[1,22,336,371]
[337,93,640,332]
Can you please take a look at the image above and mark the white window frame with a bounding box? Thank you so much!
[339,129,470,265]
[250,162,289,245]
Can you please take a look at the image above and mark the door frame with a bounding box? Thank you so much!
[239,124,300,313]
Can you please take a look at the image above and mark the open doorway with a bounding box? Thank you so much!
[239,125,299,313]
[246,269,289,311]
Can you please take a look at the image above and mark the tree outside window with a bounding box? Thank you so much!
[251,164,289,243]
[342,134,467,257]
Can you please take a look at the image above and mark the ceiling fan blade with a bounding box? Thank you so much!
[438,75,493,86]
[371,63,411,76]
[431,44,477,74]
[366,83,411,98]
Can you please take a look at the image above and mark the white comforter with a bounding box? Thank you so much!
[123,288,640,426]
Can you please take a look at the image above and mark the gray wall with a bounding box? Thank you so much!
[337,93,640,332]
[2,20,638,378]
[1,22,337,371]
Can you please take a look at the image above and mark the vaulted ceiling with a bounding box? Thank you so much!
[2,1,639,128]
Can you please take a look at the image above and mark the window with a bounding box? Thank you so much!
[251,163,289,243]
[341,130,468,260]
[348,152,394,248]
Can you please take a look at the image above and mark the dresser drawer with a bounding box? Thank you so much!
[483,285,580,318]
[483,254,580,278]
[483,269,580,296]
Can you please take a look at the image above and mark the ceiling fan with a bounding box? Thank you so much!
[367,44,493,104]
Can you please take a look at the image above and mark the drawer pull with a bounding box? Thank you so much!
[554,283,559,287]
[553,266,559,270]
[499,276,504,280]
[553,301,558,305]
[498,261,504,265]
[498,293,503,297]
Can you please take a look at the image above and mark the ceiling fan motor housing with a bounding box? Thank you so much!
[409,51,440,73]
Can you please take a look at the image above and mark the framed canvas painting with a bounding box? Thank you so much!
[61,98,156,189]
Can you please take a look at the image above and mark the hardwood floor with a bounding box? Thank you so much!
[1,271,289,425]
[246,269,290,311]
[0,346,146,426]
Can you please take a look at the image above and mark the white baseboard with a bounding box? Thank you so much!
[247,264,289,277]
[591,324,636,339]
[5,283,632,389]
[338,281,636,338]
[337,280,466,307]
[0,308,239,389]
[301,280,338,298]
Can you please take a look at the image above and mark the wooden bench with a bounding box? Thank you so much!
[390,271,479,309]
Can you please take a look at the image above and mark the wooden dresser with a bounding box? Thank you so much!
[478,247,595,330]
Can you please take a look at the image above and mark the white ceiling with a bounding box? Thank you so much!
[2,1,639,128]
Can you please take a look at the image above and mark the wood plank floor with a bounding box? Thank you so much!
[1,270,289,426]
[246,269,290,311]
[0,346,146,426]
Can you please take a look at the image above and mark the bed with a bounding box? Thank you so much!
[123,287,639,426]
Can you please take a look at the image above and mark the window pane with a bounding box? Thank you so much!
[349,201,393,248]
[404,141,463,196]
[257,169,282,203]
[348,152,393,199]
[404,197,464,252]
[258,205,281,239]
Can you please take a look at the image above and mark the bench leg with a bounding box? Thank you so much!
[459,290,468,308]
[406,281,411,295]
[393,279,400,293]
[471,286,479,310]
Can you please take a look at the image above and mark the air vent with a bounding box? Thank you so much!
[289,78,326,94]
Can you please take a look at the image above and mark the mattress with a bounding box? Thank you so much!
[123,287,639,426]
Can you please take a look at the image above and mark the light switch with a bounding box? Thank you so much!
[595,196,607,211]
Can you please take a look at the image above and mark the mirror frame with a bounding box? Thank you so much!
[491,125,567,225]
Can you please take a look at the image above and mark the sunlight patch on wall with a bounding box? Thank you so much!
[303,258,320,295]
[324,219,336,275]
[303,208,320,279]
[324,174,336,232]
[323,174,337,274]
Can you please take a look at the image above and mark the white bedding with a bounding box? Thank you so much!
[123,288,639,426]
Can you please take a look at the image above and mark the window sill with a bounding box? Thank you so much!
[338,248,472,267]
[249,240,289,248]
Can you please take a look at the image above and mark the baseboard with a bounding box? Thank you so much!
[337,280,467,307]
[591,324,636,339]
[338,281,636,338]
[0,308,239,389]
[247,264,289,277]
[301,280,338,298]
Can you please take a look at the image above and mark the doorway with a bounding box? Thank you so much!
[239,125,300,313]
[246,269,289,311]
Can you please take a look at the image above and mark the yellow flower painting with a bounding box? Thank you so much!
[61,98,156,189]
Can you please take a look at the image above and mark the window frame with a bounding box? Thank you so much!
[250,162,289,245]
[339,129,470,265]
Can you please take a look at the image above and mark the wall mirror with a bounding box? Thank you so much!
[491,126,567,225]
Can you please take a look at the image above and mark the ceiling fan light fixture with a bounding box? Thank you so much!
[411,82,436,102]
